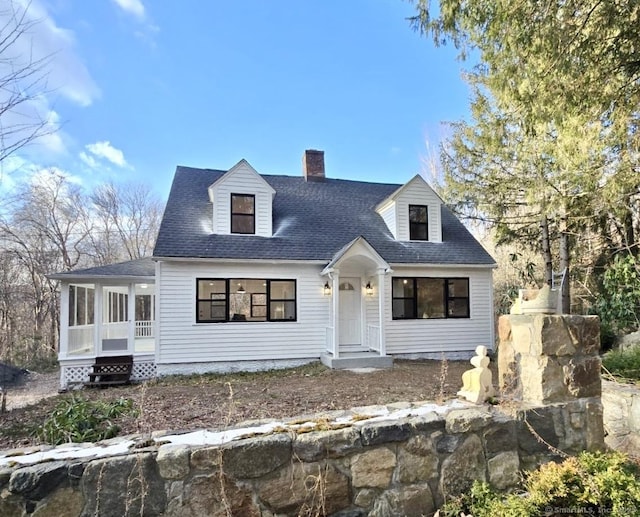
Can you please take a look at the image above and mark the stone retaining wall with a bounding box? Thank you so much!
[0,314,606,516]
[0,398,604,517]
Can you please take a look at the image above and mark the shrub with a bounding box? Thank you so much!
[439,451,640,517]
[602,346,640,381]
[36,395,136,445]
[594,254,640,350]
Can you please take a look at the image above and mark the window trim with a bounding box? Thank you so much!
[409,204,429,241]
[230,193,256,234]
[392,277,470,320]
[196,278,297,323]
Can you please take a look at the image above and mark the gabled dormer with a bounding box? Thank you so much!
[207,159,276,237]
[375,174,443,243]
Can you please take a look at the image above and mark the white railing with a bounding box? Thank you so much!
[367,325,380,352]
[325,326,334,354]
[68,325,94,355]
[135,320,154,338]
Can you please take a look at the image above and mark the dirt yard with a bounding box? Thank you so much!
[0,360,477,450]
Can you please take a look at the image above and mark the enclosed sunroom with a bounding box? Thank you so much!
[49,258,157,389]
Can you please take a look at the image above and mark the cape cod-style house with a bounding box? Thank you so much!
[51,150,496,388]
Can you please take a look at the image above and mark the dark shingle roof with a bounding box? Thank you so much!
[153,166,495,266]
[49,257,155,280]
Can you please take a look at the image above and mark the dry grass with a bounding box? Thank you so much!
[0,359,479,450]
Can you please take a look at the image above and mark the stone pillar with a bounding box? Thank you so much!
[498,314,601,404]
[498,314,605,456]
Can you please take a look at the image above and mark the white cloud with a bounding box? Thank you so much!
[0,1,100,158]
[4,1,100,107]
[30,167,84,190]
[112,0,158,48]
[112,0,146,20]
[0,157,82,197]
[83,141,130,168]
[79,151,98,169]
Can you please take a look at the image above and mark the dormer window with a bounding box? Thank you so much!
[231,194,255,234]
[409,205,428,241]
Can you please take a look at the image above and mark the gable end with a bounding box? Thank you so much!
[208,160,275,237]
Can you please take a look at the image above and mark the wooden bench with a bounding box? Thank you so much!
[85,355,133,388]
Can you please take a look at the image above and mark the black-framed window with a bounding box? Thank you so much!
[269,280,296,321]
[196,278,296,323]
[392,277,469,319]
[409,205,428,241]
[231,194,255,234]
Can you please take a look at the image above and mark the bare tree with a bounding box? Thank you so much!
[0,0,54,172]
[0,170,163,371]
[0,170,91,359]
[91,182,163,261]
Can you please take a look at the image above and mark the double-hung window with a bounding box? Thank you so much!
[392,277,469,319]
[231,194,255,234]
[409,205,428,241]
[196,279,296,323]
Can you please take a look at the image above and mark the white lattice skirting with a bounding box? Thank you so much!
[132,362,157,381]
[61,361,157,389]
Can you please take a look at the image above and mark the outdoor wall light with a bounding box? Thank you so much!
[365,282,373,296]
[323,282,331,296]
[237,284,246,293]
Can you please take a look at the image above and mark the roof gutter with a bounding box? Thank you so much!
[389,262,497,270]
[152,256,329,266]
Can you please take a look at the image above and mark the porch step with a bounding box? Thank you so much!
[321,352,393,370]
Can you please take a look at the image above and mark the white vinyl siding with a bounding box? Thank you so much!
[384,267,493,355]
[157,261,328,364]
[210,162,273,237]
[377,200,397,239]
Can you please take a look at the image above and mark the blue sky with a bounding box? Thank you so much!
[1,0,470,199]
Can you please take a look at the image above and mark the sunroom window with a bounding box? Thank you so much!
[196,279,296,323]
[68,285,95,326]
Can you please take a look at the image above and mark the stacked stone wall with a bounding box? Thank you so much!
[0,314,607,516]
[498,314,601,404]
[602,380,640,455]
[0,399,604,517]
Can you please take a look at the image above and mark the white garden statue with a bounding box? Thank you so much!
[457,345,496,404]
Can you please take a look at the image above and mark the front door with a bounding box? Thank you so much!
[339,278,361,345]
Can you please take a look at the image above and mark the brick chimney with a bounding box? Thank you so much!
[302,149,325,182]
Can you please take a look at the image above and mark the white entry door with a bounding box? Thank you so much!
[339,278,361,345]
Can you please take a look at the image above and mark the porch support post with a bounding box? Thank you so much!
[94,284,102,356]
[59,283,69,357]
[154,261,161,365]
[377,268,386,356]
[128,283,136,354]
[332,270,340,358]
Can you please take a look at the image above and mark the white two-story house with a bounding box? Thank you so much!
[52,150,496,388]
